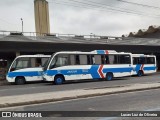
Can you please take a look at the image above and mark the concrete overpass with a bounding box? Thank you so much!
[0,31,160,66]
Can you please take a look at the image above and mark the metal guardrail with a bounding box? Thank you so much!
[0,30,122,40]
[1,31,160,45]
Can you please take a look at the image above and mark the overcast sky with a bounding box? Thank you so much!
[0,0,160,36]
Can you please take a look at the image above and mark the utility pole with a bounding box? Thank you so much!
[21,18,23,33]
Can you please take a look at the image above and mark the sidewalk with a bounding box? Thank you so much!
[0,82,160,108]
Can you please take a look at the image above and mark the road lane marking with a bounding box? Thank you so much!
[145,107,160,111]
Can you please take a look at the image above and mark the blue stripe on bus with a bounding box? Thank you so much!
[134,64,156,73]
[8,71,42,77]
[103,68,132,73]
[89,65,100,78]
[143,67,156,71]
[96,50,105,54]
[45,65,101,79]
[45,66,132,79]
[45,69,89,76]
[135,64,142,73]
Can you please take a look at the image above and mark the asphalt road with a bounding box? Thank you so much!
[0,73,160,97]
[1,89,160,120]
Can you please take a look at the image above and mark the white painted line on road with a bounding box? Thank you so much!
[88,108,95,111]
[145,107,160,111]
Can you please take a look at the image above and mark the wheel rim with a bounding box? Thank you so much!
[138,71,142,77]
[56,78,63,84]
[16,78,25,85]
[107,74,112,81]
[19,79,23,84]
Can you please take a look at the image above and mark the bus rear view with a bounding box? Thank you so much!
[6,55,50,85]
[132,54,157,76]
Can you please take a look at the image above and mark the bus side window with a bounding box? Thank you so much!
[80,55,87,65]
[133,57,136,65]
[151,57,155,64]
[36,58,42,67]
[101,55,105,64]
[94,55,101,64]
[133,57,138,65]
[91,55,95,64]
[108,55,114,64]
[87,55,91,64]
[114,55,119,64]
[75,55,80,65]
[70,55,75,65]
[31,58,36,67]
[138,57,145,64]
[146,57,155,64]
[119,55,131,64]
[41,58,49,67]
[105,55,109,64]
[108,55,119,64]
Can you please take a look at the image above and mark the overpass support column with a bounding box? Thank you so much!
[16,52,20,57]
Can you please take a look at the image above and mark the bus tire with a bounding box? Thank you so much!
[137,70,143,77]
[15,77,26,85]
[54,75,64,85]
[106,73,113,81]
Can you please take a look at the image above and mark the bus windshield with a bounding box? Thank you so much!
[10,57,30,72]
[49,54,69,69]
[43,53,56,71]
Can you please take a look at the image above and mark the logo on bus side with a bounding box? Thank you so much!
[67,70,78,74]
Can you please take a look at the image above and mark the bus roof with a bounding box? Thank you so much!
[55,50,131,55]
[132,54,156,57]
[16,55,51,58]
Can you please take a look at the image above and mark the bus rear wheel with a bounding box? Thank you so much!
[106,73,113,81]
[15,77,26,85]
[54,76,64,85]
[137,70,143,77]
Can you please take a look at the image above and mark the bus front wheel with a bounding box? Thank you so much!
[106,73,113,81]
[15,77,26,85]
[54,75,64,85]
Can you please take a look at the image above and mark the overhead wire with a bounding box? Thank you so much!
[117,0,160,10]
[0,18,19,31]
[0,18,19,26]
[48,0,160,18]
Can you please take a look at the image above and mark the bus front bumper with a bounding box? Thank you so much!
[6,76,15,83]
[43,74,54,82]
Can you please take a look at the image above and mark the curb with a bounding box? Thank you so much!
[0,86,160,108]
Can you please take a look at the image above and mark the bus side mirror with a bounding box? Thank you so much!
[10,68,15,72]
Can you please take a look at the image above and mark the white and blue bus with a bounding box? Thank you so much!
[131,54,157,76]
[6,55,50,85]
[43,50,133,85]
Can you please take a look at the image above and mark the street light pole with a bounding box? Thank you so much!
[21,18,23,33]
[90,33,93,40]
